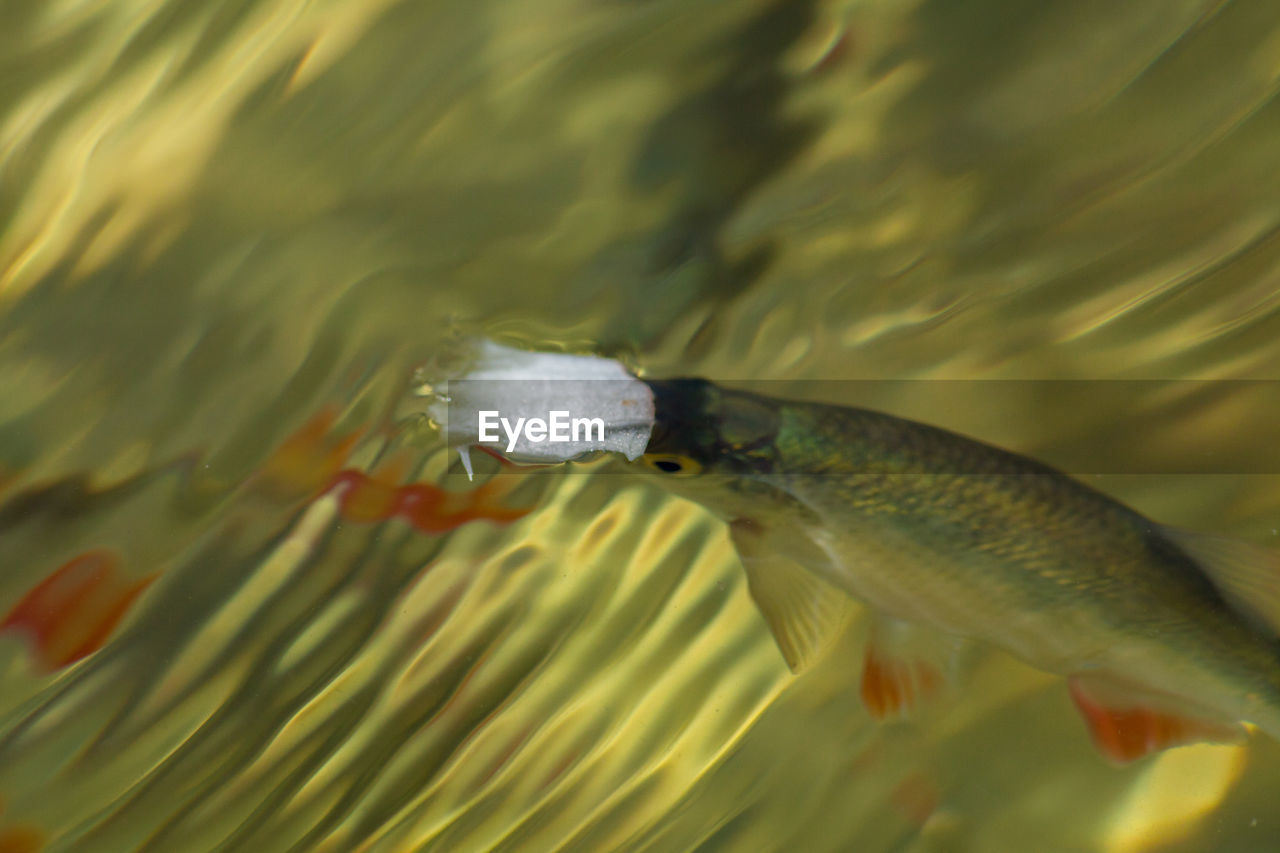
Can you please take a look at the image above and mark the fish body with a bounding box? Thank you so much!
[636,379,1280,759]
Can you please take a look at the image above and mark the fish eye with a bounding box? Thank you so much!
[643,454,702,476]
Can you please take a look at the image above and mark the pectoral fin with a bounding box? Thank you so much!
[729,519,853,673]
[1068,675,1246,765]
[861,616,969,719]
[1160,525,1280,635]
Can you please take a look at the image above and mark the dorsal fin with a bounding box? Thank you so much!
[1160,525,1280,634]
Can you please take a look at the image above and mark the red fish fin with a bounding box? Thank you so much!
[860,617,964,719]
[1067,676,1245,765]
[729,519,853,673]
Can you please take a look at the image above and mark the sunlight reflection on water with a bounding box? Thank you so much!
[3,0,1280,850]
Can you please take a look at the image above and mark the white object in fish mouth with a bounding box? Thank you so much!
[425,340,654,470]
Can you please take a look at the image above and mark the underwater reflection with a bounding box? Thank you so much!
[3,0,1280,850]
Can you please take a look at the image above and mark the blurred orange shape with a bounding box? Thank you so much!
[0,824,44,853]
[890,773,940,827]
[1,550,153,671]
[395,480,532,533]
[260,407,362,496]
[332,454,411,522]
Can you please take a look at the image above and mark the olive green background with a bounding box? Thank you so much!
[3,0,1280,850]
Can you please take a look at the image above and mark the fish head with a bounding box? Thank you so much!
[633,379,794,518]
[641,379,781,472]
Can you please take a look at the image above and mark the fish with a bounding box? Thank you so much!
[632,378,1280,764]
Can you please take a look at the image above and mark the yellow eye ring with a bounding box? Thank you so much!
[642,453,702,476]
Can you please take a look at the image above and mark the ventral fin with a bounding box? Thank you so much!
[1160,525,1280,635]
[861,616,967,719]
[730,519,853,673]
[1068,675,1245,765]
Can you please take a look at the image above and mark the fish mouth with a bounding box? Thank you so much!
[643,378,717,458]
[642,379,782,475]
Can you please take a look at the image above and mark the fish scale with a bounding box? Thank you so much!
[800,500,1107,669]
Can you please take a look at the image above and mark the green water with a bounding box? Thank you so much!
[2,0,1280,850]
